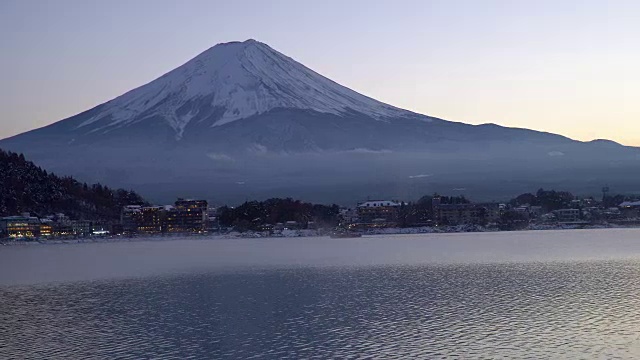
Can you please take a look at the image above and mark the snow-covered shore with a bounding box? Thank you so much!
[1,223,632,246]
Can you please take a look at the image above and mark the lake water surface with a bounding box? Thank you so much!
[2,229,640,358]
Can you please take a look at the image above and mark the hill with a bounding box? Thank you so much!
[0,149,146,220]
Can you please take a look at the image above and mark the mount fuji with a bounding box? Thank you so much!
[2,39,639,204]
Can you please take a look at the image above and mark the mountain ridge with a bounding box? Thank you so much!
[1,39,639,204]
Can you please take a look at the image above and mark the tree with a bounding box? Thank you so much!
[603,194,630,208]
[499,210,529,230]
[216,198,340,231]
[0,148,148,220]
[511,193,537,207]
[508,189,574,212]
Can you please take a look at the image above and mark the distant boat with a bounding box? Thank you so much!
[330,231,362,239]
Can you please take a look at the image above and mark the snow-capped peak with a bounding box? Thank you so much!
[77,39,416,139]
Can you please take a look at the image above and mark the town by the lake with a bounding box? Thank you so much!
[3,189,640,242]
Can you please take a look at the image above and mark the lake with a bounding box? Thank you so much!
[2,229,640,358]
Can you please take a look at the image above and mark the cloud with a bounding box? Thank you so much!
[408,174,432,179]
[248,143,268,153]
[548,151,565,157]
[345,148,392,154]
[206,153,234,162]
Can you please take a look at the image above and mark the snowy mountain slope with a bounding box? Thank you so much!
[74,39,418,140]
[1,39,639,203]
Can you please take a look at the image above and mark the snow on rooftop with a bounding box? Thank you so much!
[620,201,640,207]
[358,200,402,208]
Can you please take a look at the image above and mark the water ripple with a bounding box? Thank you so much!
[2,261,640,358]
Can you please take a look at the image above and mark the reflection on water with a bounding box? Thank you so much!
[3,261,640,358]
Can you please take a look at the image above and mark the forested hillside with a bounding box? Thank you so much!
[0,149,146,220]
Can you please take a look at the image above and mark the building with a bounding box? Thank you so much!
[435,204,486,225]
[339,208,360,225]
[138,206,165,233]
[357,200,402,222]
[120,199,210,234]
[207,206,219,232]
[528,206,544,219]
[71,220,92,236]
[619,201,640,218]
[357,200,403,226]
[121,205,142,233]
[51,222,73,236]
[284,220,301,229]
[0,216,43,238]
[554,209,581,223]
[0,213,111,240]
[166,199,209,233]
[476,203,502,223]
[90,222,110,236]
[39,219,53,237]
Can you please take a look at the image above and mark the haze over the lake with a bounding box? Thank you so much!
[4,230,640,358]
[1,0,638,145]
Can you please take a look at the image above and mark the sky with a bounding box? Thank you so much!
[1,0,638,145]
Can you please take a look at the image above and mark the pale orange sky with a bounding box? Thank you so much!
[1,0,638,146]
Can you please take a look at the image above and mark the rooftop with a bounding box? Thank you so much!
[620,201,640,207]
[358,201,402,208]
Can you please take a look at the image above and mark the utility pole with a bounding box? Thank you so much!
[602,185,610,205]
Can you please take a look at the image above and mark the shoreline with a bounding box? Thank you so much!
[2,223,638,246]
